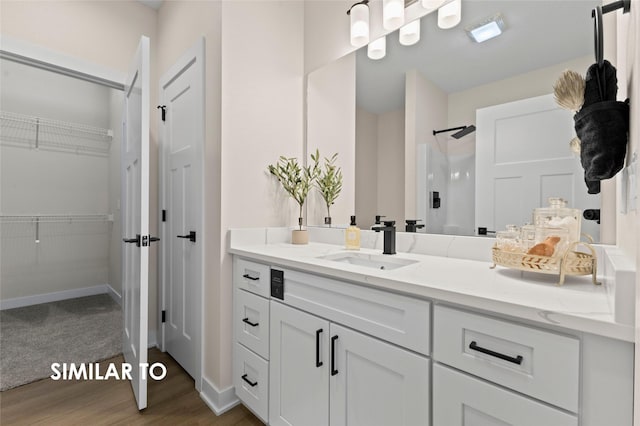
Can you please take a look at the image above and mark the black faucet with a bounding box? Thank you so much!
[372,220,396,255]
[374,215,386,227]
[405,219,425,233]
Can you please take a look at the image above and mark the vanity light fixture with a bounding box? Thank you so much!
[368,36,387,60]
[399,19,421,46]
[383,0,405,30]
[347,0,370,47]
[421,0,448,10]
[465,13,505,43]
[437,0,462,29]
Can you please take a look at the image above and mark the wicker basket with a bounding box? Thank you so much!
[491,241,599,286]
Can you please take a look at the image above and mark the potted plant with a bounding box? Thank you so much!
[268,153,319,244]
[313,150,342,227]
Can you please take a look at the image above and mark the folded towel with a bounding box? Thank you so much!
[574,99,629,194]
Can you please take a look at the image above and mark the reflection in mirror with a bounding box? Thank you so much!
[354,0,602,241]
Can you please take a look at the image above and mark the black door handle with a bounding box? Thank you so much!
[123,234,141,247]
[242,274,259,281]
[241,374,258,387]
[316,329,323,368]
[331,335,339,376]
[469,341,523,365]
[242,317,259,327]
[177,231,196,243]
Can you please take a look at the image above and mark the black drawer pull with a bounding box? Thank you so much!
[243,273,259,281]
[242,317,259,327]
[177,231,196,243]
[331,335,339,376]
[316,329,323,367]
[241,374,258,387]
[469,341,523,365]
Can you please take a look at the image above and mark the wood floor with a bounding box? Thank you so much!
[0,348,263,425]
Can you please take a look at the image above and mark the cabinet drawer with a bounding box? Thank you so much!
[433,364,577,426]
[280,268,431,355]
[433,305,579,412]
[234,288,269,359]
[234,343,269,423]
[234,257,270,298]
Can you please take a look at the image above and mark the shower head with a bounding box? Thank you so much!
[432,125,476,139]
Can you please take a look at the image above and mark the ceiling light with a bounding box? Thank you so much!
[437,0,461,29]
[466,14,505,43]
[348,0,370,47]
[368,36,386,60]
[399,20,421,46]
[383,0,405,30]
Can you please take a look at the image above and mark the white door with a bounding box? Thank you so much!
[121,35,151,411]
[475,94,600,240]
[159,39,204,383]
[329,323,430,426]
[270,301,329,426]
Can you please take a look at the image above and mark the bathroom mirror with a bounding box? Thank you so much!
[309,0,604,241]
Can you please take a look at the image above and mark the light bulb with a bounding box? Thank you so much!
[399,20,420,46]
[383,0,404,30]
[350,2,370,47]
[368,36,386,60]
[438,0,461,29]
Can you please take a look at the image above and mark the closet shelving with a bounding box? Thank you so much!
[0,214,113,244]
[0,110,113,156]
[0,214,113,224]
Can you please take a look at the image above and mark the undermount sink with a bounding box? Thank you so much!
[319,252,419,271]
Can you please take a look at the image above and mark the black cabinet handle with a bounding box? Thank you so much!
[242,317,259,327]
[331,335,339,376]
[242,273,259,281]
[177,231,196,243]
[469,341,523,365]
[316,329,323,368]
[241,374,258,387]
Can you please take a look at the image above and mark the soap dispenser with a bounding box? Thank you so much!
[345,216,361,250]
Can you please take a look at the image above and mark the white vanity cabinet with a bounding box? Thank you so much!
[233,258,272,423]
[232,254,634,426]
[269,300,430,426]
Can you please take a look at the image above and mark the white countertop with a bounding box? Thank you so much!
[229,236,634,342]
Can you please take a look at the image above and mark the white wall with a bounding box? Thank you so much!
[355,108,378,229]
[307,53,356,227]
[0,59,112,300]
[108,88,123,298]
[407,69,448,233]
[220,0,305,389]
[377,109,405,224]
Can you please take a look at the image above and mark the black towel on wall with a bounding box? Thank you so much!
[574,99,629,194]
[583,60,618,109]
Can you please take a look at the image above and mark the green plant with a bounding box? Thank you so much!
[313,150,342,221]
[268,153,320,230]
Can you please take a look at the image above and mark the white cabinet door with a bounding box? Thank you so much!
[329,323,430,426]
[433,364,578,426]
[270,301,330,426]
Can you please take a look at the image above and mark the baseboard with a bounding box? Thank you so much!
[200,377,240,416]
[106,284,122,306]
[148,330,157,349]
[0,284,109,310]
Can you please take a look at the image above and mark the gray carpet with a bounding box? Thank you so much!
[0,293,122,391]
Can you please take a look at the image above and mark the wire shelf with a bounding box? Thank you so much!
[0,214,113,224]
[0,111,113,156]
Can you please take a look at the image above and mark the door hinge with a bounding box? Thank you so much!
[162,310,166,323]
[157,105,166,121]
[162,209,167,222]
